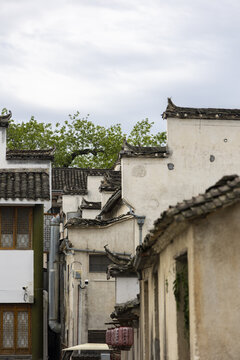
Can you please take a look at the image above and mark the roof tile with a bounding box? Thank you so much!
[0,169,50,200]
[163,98,240,120]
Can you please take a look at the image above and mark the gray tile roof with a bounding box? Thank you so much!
[163,98,240,120]
[65,213,133,228]
[52,167,111,195]
[6,148,55,161]
[0,169,50,200]
[81,198,101,210]
[110,297,140,321]
[99,171,121,192]
[98,189,121,216]
[138,174,240,255]
[120,140,167,158]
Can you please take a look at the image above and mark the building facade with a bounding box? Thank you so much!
[0,112,53,360]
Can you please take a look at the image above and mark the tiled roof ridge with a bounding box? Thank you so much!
[0,111,12,127]
[65,213,133,228]
[163,98,240,120]
[81,197,101,210]
[110,297,140,320]
[0,169,50,200]
[53,167,112,172]
[52,167,113,194]
[104,244,131,265]
[99,171,121,192]
[123,139,166,153]
[119,139,167,158]
[98,189,121,216]
[7,148,55,160]
[139,174,240,253]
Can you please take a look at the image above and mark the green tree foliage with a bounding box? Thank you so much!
[6,112,166,168]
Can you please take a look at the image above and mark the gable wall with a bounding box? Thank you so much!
[122,117,240,248]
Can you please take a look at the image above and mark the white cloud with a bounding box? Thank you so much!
[0,0,240,132]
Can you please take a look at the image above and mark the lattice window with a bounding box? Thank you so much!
[44,214,54,252]
[2,312,14,348]
[0,207,32,250]
[1,208,14,248]
[17,312,29,348]
[0,305,31,355]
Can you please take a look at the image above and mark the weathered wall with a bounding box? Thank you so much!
[140,226,194,360]
[141,201,240,360]
[81,209,100,219]
[192,203,240,359]
[116,277,139,304]
[87,176,104,201]
[66,218,135,346]
[122,117,240,248]
[63,195,83,214]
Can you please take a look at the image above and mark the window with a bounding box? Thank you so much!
[89,255,111,272]
[0,207,32,250]
[88,330,106,343]
[0,305,31,355]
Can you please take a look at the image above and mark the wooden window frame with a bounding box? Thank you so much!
[0,304,31,355]
[0,207,33,250]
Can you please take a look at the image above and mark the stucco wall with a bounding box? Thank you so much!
[63,195,83,214]
[81,209,100,219]
[116,277,139,304]
[141,202,240,360]
[122,117,240,248]
[0,250,34,302]
[66,218,135,346]
[141,226,194,360]
[192,203,240,359]
[87,176,104,201]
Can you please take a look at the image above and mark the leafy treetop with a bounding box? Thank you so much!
[6,111,166,168]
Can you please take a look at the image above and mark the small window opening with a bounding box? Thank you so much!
[89,255,111,272]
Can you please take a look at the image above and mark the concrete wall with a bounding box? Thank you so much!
[122,117,240,248]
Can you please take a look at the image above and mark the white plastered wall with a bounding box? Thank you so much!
[122,117,240,248]
[87,176,104,201]
[0,250,34,303]
[65,217,135,346]
[116,277,139,304]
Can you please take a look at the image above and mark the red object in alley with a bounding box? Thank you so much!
[106,327,134,350]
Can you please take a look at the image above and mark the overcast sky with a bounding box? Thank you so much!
[1,0,240,133]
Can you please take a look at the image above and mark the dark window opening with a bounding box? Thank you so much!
[88,330,106,343]
[89,255,111,272]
